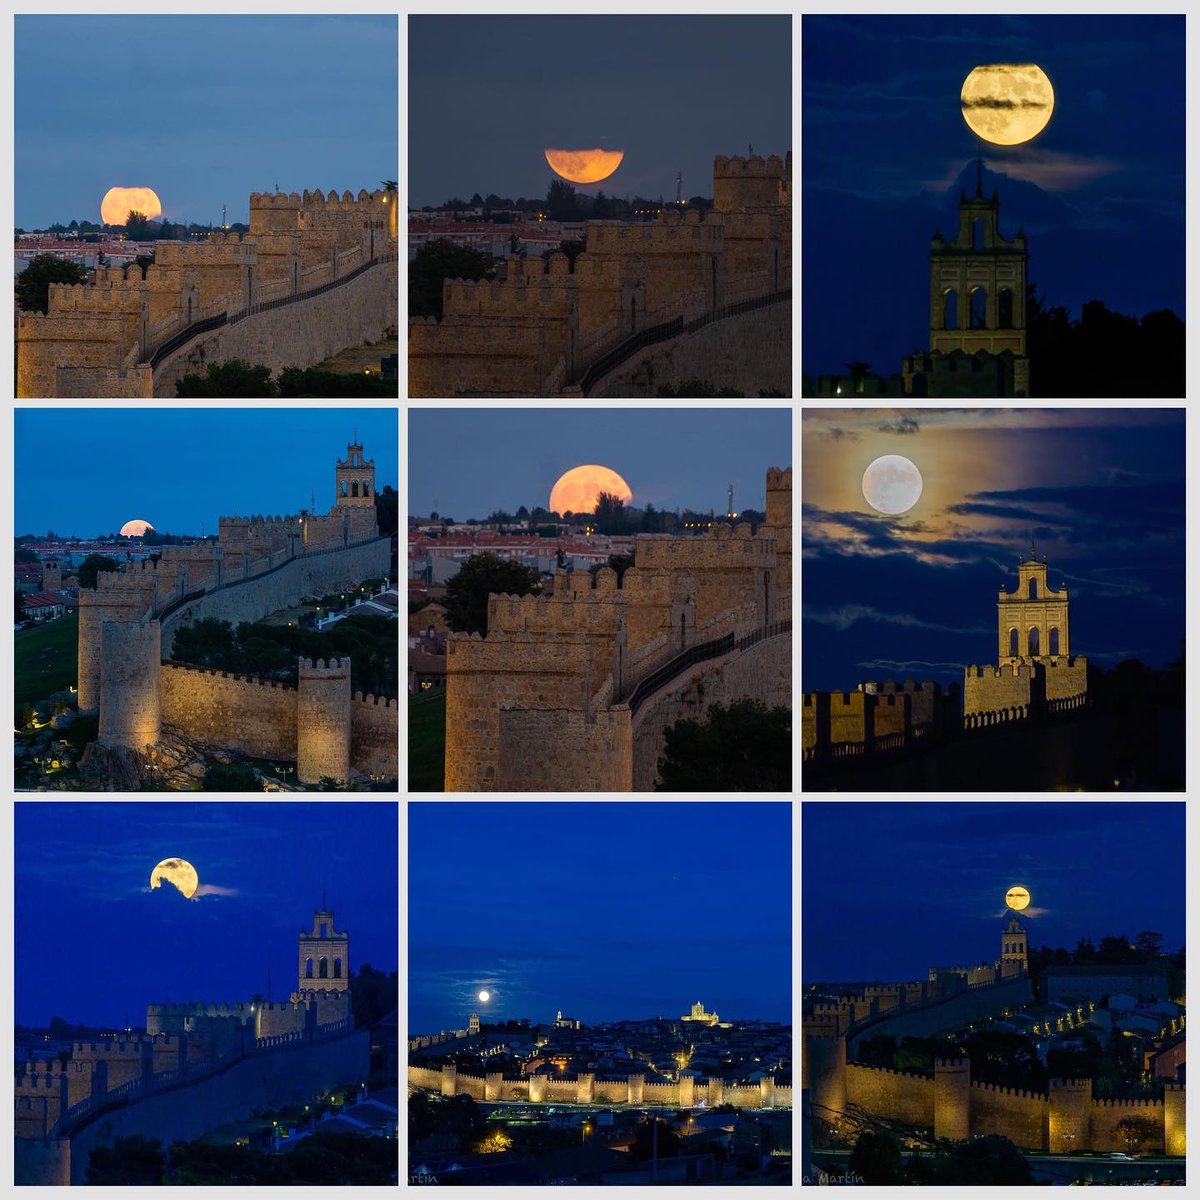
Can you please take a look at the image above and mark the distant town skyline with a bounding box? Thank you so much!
[15,15,397,229]
[408,408,791,521]
[15,409,397,538]
[409,15,790,208]
[15,802,397,1029]
[408,802,791,1035]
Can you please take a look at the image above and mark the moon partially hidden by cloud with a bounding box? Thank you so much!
[549,464,633,516]
[862,455,922,515]
[101,185,163,225]
[1005,884,1031,911]
[150,857,199,899]
[545,148,624,185]
[961,64,1054,146]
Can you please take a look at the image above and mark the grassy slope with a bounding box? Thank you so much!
[408,692,446,792]
[15,613,78,708]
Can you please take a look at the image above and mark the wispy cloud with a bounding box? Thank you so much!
[877,414,919,436]
[805,603,986,636]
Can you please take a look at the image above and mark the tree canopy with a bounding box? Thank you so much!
[409,239,495,320]
[77,554,121,590]
[656,698,791,791]
[443,552,541,636]
[15,253,88,314]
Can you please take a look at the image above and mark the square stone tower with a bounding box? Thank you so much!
[336,441,375,507]
[297,906,349,991]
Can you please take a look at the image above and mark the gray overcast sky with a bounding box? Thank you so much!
[408,15,791,207]
[408,408,791,520]
[15,15,397,229]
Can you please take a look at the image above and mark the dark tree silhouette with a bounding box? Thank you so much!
[15,253,88,314]
[409,239,495,319]
[443,552,541,636]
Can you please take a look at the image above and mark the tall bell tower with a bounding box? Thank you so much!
[928,173,1030,395]
[297,905,350,992]
[1001,912,1028,977]
[336,440,375,508]
[997,550,1071,663]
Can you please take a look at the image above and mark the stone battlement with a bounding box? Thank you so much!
[713,153,788,179]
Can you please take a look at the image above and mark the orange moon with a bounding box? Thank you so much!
[549,465,632,516]
[120,519,154,537]
[101,186,163,225]
[544,149,624,185]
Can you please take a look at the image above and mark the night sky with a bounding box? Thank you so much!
[802,409,1185,692]
[408,803,792,1034]
[409,16,790,208]
[802,802,1184,984]
[15,16,397,229]
[14,408,397,538]
[15,802,398,1029]
[802,15,1185,378]
[408,408,791,521]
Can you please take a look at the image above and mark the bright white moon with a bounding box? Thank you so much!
[961,64,1054,146]
[862,455,923,515]
[478,990,490,1003]
[1005,885,1031,911]
[150,857,199,899]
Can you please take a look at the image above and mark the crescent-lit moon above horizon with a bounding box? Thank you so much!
[1005,885,1031,911]
[150,857,199,899]
[961,64,1054,146]
[545,148,624,185]
[862,455,922,515]
[101,185,163,225]
[550,464,633,516]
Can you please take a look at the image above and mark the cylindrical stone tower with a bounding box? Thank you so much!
[803,1035,847,1124]
[934,1056,972,1142]
[78,587,151,712]
[97,619,162,749]
[297,656,352,784]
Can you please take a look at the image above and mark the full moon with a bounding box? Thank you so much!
[961,64,1054,146]
[101,186,163,226]
[545,148,624,185]
[1005,885,1031,911]
[120,518,154,537]
[549,464,633,516]
[478,990,491,1003]
[150,857,199,899]
[862,455,923,515]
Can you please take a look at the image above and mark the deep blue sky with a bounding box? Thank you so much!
[15,16,397,229]
[408,408,791,520]
[803,803,1184,984]
[409,803,791,1034]
[409,16,790,207]
[802,15,1185,378]
[15,409,397,538]
[15,802,397,1028]
[802,409,1185,691]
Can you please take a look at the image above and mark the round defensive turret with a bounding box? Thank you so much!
[98,619,162,749]
[297,656,352,784]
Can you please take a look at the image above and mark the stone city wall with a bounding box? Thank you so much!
[845,1062,934,1127]
[59,1031,369,1185]
[161,664,298,759]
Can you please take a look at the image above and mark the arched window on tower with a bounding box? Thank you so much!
[1028,626,1040,656]
[942,288,958,330]
[973,219,984,250]
[1008,628,1019,658]
[351,481,359,498]
[363,481,370,498]
[341,481,348,497]
[998,287,1013,329]
[969,287,987,329]
[333,958,342,978]
[319,957,329,979]
[1029,577,1038,600]
[1049,627,1060,656]
[305,958,314,979]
